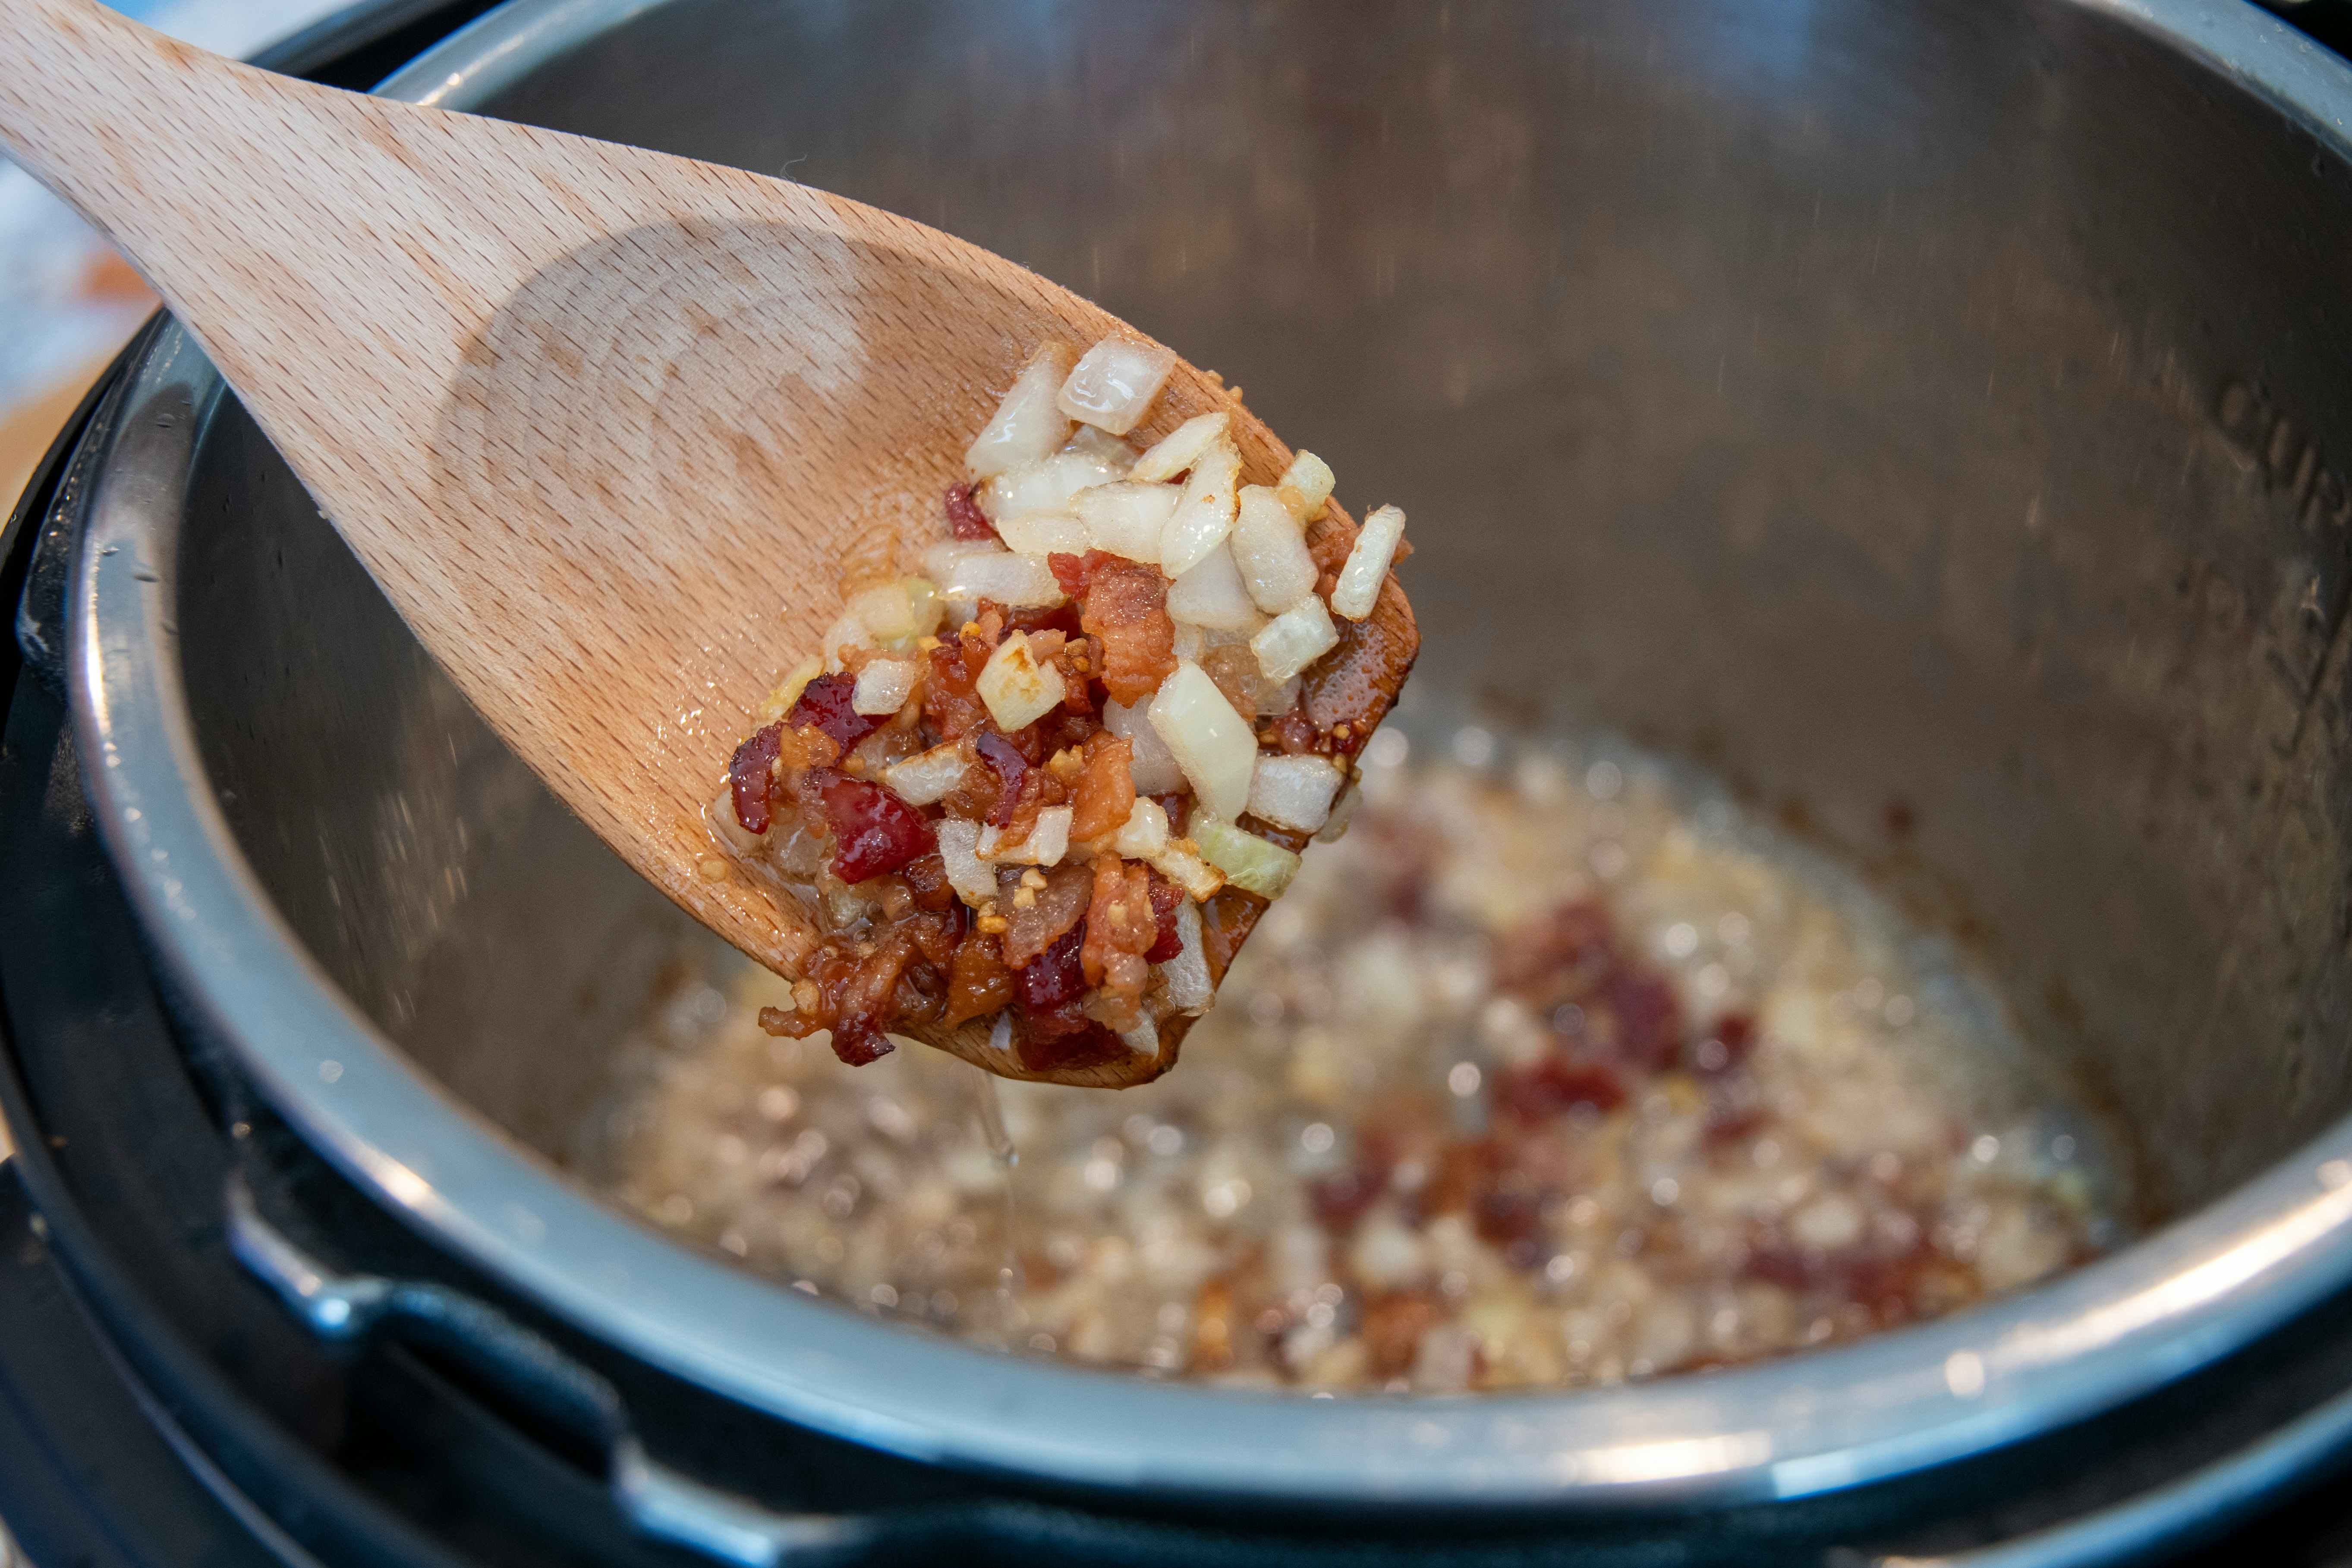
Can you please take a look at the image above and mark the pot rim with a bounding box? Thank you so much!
[66,0,2352,1508]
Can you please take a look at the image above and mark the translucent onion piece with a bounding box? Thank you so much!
[965,342,1075,479]
[1057,339,1178,435]
[1193,818,1303,898]
[1316,780,1362,843]
[1230,484,1319,614]
[1105,698,1186,794]
[1249,592,1339,682]
[937,551,1065,611]
[977,448,1130,521]
[1275,450,1335,521]
[1073,481,1177,565]
[976,631,1068,730]
[1147,660,1255,822]
[821,612,867,672]
[851,658,918,716]
[707,787,764,854]
[1061,424,1138,471]
[979,806,1073,866]
[1111,796,1171,858]
[1165,540,1261,632]
[882,740,970,806]
[1130,409,1230,485]
[1160,898,1213,1012]
[1247,753,1345,832]
[921,538,1001,582]
[901,576,945,638]
[1171,622,1206,664]
[1157,437,1242,579]
[935,819,997,905]
[1119,1014,1161,1059]
[989,1011,1017,1054]
[991,513,1090,557]
[1330,503,1405,621]
[1151,838,1226,903]
[847,581,918,642]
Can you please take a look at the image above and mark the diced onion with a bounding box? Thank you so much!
[882,740,970,806]
[847,581,918,642]
[936,819,998,905]
[901,576,944,638]
[821,611,867,671]
[1061,424,1137,472]
[980,806,1073,866]
[1316,780,1362,843]
[977,449,1130,521]
[1111,796,1171,858]
[1158,437,1241,578]
[937,550,1065,611]
[1165,540,1262,632]
[922,538,1000,582]
[1171,622,1206,663]
[851,658,918,715]
[1105,698,1186,794]
[1275,450,1335,521]
[1250,592,1339,682]
[707,787,763,854]
[991,512,1090,557]
[965,343,1075,480]
[1230,484,1319,614]
[1129,409,1231,484]
[1330,503,1405,621]
[757,654,825,722]
[1193,818,1302,898]
[1147,660,1255,822]
[976,631,1067,730]
[1057,339,1178,435]
[1247,754,1345,832]
[1159,897,1213,1012]
[1119,1014,1161,1059]
[1073,481,1177,565]
[1151,839,1226,903]
[988,1011,1016,1054]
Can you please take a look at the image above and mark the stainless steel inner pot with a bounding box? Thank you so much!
[64,0,2352,1512]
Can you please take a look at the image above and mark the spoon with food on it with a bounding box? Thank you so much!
[0,0,1418,1087]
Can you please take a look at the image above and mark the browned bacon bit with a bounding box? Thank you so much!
[1016,1014,1126,1074]
[1494,1056,1628,1120]
[787,671,886,753]
[1260,700,1335,758]
[1001,862,1093,969]
[757,929,916,1065]
[728,722,784,834]
[812,770,936,883]
[1080,857,1157,1028]
[1144,872,1184,963]
[1602,968,1684,1073]
[1067,735,1136,843]
[1199,645,1261,723]
[1017,924,1088,1014]
[900,851,957,912]
[945,482,994,541]
[973,730,1031,828]
[944,928,1015,1027]
[923,639,989,740]
[1052,550,1177,706]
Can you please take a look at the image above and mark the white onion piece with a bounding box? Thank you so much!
[1275,450,1335,520]
[1330,503,1405,621]
[1247,754,1345,832]
[936,551,1065,611]
[821,612,867,672]
[1073,481,1176,565]
[882,741,970,806]
[1158,437,1241,579]
[1230,485,1319,614]
[757,654,825,722]
[976,631,1067,730]
[1130,409,1230,484]
[1111,796,1171,858]
[707,787,764,854]
[1057,339,1178,435]
[990,512,1090,557]
[922,538,1001,582]
[977,449,1129,521]
[1061,424,1137,471]
[936,819,998,906]
[1104,698,1186,794]
[1160,899,1213,1012]
[1192,819,1302,898]
[1151,839,1226,903]
[901,576,945,638]
[1316,780,1362,843]
[850,658,918,716]
[1165,540,1260,631]
[1147,660,1255,822]
[979,806,1072,866]
[1250,593,1339,682]
[1171,622,1206,663]
[1119,1014,1161,1059]
[965,342,1075,479]
[988,1011,1016,1054]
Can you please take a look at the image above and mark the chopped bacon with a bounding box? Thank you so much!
[1016,924,1088,1013]
[944,482,994,541]
[1079,857,1157,1028]
[1067,735,1136,843]
[755,927,917,1066]
[1052,550,1177,706]
[1494,1056,1626,1121]
[728,722,783,834]
[974,730,1032,828]
[1259,700,1336,758]
[1200,644,1261,723]
[1144,871,1184,962]
[1001,862,1093,969]
[900,851,957,912]
[944,928,1015,1026]
[812,770,936,883]
[1016,1013,1126,1074]
[923,639,989,740]
[787,671,886,752]
[1601,967,1684,1073]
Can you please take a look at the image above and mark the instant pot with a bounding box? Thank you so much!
[20,0,2352,1561]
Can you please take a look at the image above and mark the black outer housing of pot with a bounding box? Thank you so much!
[15,6,2352,1566]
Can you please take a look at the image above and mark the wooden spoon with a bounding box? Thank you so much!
[0,0,1418,1087]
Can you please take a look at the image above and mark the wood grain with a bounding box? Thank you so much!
[0,0,1417,1086]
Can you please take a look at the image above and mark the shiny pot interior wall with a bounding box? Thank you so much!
[179,0,2352,1222]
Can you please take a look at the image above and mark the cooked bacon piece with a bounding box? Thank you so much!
[812,770,936,883]
[944,482,994,541]
[974,730,1032,828]
[923,637,989,740]
[1067,735,1135,843]
[1016,924,1088,1014]
[900,851,957,913]
[756,928,918,1065]
[1001,862,1093,969]
[728,722,784,834]
[1144,871,1184,963]
[1259,699,1337,758]
[944,928,1015,1027]
[1079,857,1157,1029]
[1603,967,1684,1073]
[1199,644,1261,723]
[1051,550,1176,705]
[1494,1056,1627,1120]
[788,671,886,752]
[1016,1014,1126,1074]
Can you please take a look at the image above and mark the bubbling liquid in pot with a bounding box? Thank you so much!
[571,726,2122,1393]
